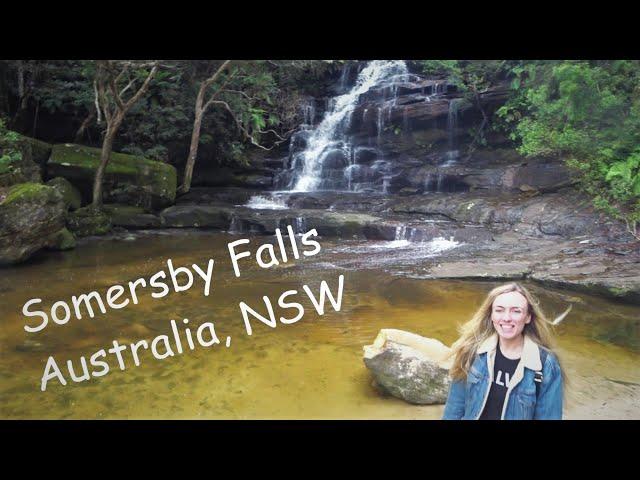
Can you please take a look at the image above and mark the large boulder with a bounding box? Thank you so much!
[47,144,176,210]
[363,329,452,405]
[0,183,67,265]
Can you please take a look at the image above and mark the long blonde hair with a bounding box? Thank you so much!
[449,283,567,387]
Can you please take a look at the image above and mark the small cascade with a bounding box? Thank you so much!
[402,106,411,136]
[395,225,407,240]
[338,63,352,93]
[443,98,461,166]
[424,171,469,193]
[294,217,307,234]
[228,215,242,234]
[302,98,316,126]
[244,195,288,210]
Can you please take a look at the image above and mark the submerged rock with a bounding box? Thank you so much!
[363,329,452,405]
[0,182,67,265]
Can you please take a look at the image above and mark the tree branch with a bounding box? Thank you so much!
[124,62,159,111]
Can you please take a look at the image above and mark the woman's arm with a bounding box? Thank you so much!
[442,379,466,420]
[533,353,563,420]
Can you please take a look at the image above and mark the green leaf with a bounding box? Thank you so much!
[606,161,632,182]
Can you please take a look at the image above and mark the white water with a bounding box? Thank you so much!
[244,195,288,210]
[292,60,408,192]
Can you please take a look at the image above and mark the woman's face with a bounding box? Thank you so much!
[491,291,532,340]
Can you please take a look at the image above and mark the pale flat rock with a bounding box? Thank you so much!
[363,329,452,405]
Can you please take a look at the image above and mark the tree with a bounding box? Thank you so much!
[179,60,296,194]
[180,60,232,194]
[92,60,159,207]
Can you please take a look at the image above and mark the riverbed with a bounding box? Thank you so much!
[1,230,638,419]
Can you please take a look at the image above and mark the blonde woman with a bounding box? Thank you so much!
[443,282,567,420]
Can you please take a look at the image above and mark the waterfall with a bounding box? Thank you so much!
[444,98,461,166]
[290,60,408,192]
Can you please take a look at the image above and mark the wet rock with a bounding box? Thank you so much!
[47,144,176,209]
[17,134,52,168]
[103,204,161,228]
[176,187,256,206]
[0,183,67,265]
[363,329,452,405]
[67,206,112,237]
[160,205,232,228]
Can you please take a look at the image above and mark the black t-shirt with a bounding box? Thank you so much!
[478,344,520,420]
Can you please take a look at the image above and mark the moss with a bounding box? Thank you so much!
[0,155,19,175]
[0,182,55,205]
[49,144,176,207]
[48,227,76,250]
[17,135,52,166]
[102,204,146,215]
[67,205,112,237]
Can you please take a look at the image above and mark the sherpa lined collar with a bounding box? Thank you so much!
[477,333,542,371]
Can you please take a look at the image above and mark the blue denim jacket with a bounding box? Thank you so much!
[442,334,563,420]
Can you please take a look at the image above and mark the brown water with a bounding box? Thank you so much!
[1,230,639,419]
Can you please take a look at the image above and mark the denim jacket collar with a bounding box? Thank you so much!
[476,333,542,371]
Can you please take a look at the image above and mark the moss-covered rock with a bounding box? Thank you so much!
[16,135,52,167]
[48,144,176,210]
[0,182,67,265]
[103,203,161,228]
[46,177,82,210]
[47,227,76,250]
[67,205,112,237]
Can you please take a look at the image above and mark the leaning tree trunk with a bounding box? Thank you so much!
[92,122,119,208]
[180,108,204,194]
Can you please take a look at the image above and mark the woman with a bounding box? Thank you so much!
[442,282,566,420]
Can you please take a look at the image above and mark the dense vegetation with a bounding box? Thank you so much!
[1,60,639,239]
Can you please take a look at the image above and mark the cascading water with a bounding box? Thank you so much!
[289,60,408,192]
[443,98,461,166]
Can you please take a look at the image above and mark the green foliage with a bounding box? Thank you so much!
[499,60,640,238]
[0,118,22,174]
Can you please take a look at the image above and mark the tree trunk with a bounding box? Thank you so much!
[92,123,119,208]
[180,108,204,194]
[74,111,95,143]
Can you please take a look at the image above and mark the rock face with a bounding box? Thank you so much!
[0,183,67,265]
[47,144,176,210]
[363,329,452,405]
